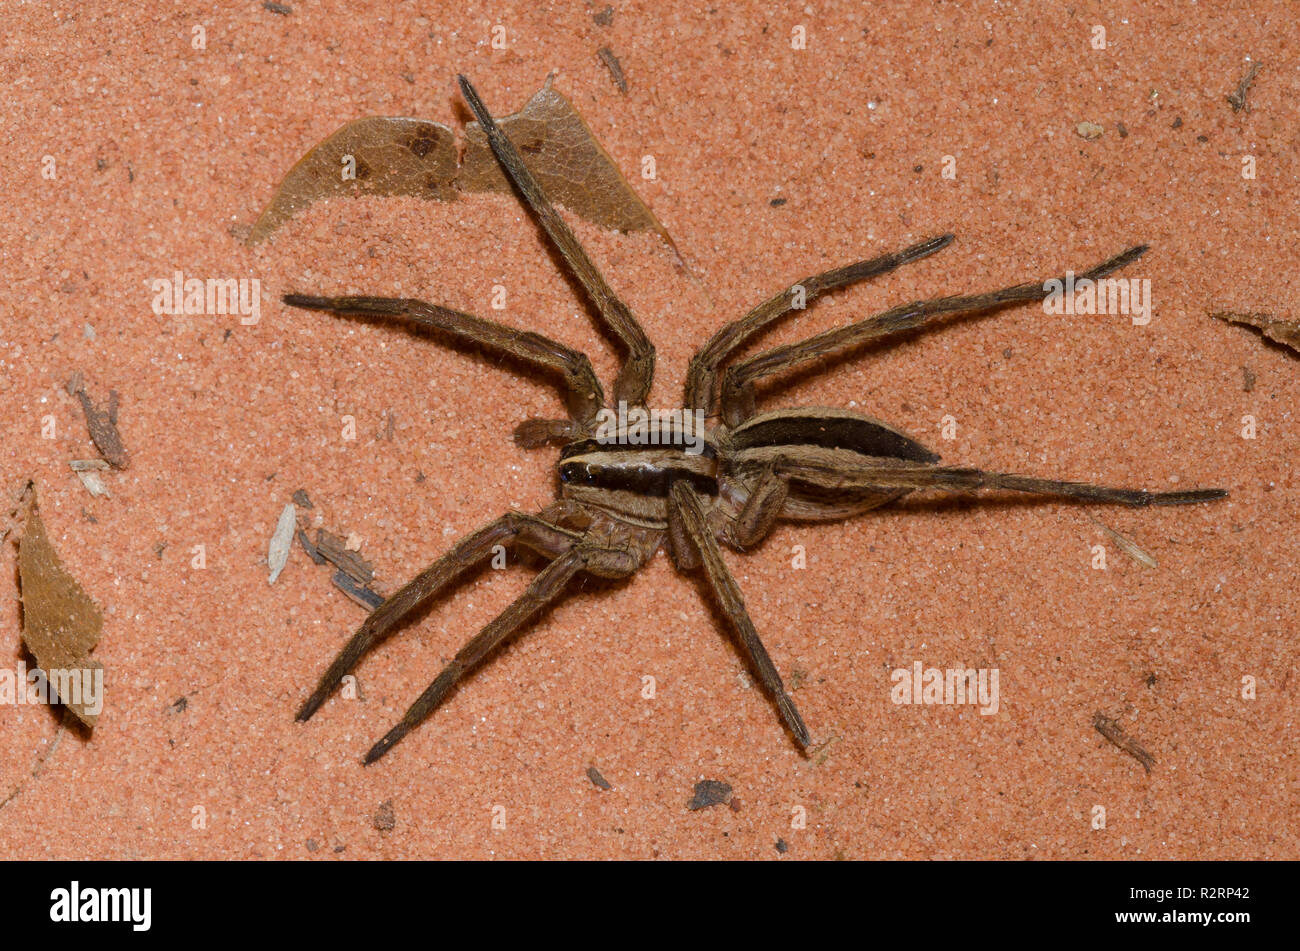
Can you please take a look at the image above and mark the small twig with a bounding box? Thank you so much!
[1226,61,1262,113]
[597,47,628,94]
[1093,711,1155,774]
[0,711,71,814]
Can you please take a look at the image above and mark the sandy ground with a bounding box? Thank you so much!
[0,1,1295,859]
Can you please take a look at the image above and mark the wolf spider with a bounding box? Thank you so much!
[283,75,1226,764]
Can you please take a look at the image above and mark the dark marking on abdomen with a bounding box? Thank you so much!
[730,410,938,463]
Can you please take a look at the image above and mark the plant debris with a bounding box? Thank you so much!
[1226,61,1262,113]
[586,765,612,790]
[1093,711,1155,774]
[66,373,129,469]
[687,779,734,811]
[69,459,111,498]
[372,799,396,832]
[313,529,374,585]
[292,488,313,509]
[16,486,105,728]
[331,569,383,610]
[1090,517,1157,569]
[597,46,628,94]
[249,79,673,247]
[268,502,296,584]
[1210,310,1300,355]
[295,523,386,608]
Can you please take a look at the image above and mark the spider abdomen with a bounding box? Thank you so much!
[723,407,939,521]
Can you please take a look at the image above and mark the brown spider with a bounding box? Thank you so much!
[283,75,1227,764]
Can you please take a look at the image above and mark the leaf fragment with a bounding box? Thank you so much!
[67,374,129,469]
[1210,310,1300,355]
[1225,61,1262,113]
[687,779,733,811]
[17,488,105,728]
[1090,517,1157,568]
[249,80,673,247]
[597,46,629,94]
[69,460,111,499]
[268,502,296,584]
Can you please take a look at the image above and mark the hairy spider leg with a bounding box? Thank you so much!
[296,511,582,724]
[457,74,656,410]
[770,457,1227,507]
[364,533,644,764]
[685,233,956,417]
[280,295,605,428]
[719,244,1150,425]
[668,481,811,748]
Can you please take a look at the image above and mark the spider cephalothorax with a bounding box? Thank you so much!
[283,75,1226,763]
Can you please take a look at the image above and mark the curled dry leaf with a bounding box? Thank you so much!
[249,80,673,248]
[1210,310,1300,355]
[16,488,105,728]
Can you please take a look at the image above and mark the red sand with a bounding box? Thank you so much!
[0,2,1295,859]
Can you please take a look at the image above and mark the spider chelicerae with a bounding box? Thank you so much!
[283,75,1227,764]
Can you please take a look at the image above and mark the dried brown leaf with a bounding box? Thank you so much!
[248,117,457,243]
[249,80,672,247]
[17,488,105,728]
[1211,310,1300,354]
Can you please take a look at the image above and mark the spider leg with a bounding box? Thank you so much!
[773,458,1227,506]
[668,480,811,749]
[719,244,1150,426]
[685,233,955,416]
[363,537,643,764]
[281,294,604,428]
[457,75,656,409]
[296,511,582,723]
[726,465,790,550]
